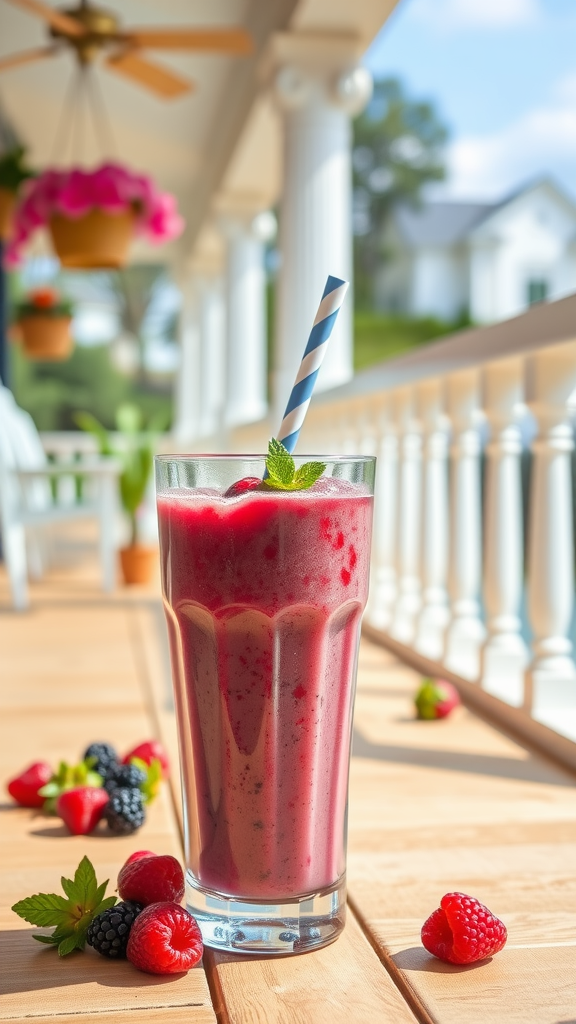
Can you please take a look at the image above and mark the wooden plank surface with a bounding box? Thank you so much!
[2,535,576,1024]
[348,641,576,1024]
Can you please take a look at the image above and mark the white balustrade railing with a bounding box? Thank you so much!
[296,293,576,745]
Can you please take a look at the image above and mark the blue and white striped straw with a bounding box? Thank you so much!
[276,274,349,453]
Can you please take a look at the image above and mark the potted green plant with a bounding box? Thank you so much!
[0,146,34,240]
[15,287,74,361]
[75,404,162,585]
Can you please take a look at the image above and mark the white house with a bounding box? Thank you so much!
[375,180,576,324]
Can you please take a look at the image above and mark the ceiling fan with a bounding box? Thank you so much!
[0,0,254,98]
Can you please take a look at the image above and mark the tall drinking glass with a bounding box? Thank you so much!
[155,454,375,954]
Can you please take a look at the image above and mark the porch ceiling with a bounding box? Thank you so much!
[0,0,399,269]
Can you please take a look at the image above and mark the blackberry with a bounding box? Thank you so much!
[104,762,146,795]
[83,742,119,780]
[104,787,145,835]
[87,900,144,958]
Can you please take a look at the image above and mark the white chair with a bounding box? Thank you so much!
[0,383,121,609]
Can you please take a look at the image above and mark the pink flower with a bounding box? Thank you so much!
[4,161,185,265]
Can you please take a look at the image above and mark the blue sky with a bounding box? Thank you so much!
[364,0,576,202]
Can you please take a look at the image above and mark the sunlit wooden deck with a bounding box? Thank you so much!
[1,535,575,1024]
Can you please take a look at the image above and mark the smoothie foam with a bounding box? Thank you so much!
[158,478,372,901]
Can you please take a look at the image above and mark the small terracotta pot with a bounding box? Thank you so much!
[0,187,15,240]
[119,545,157,585]
[49,208,135,269]
[18,315,73,361]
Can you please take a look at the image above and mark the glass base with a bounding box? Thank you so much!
[186,870,346,955]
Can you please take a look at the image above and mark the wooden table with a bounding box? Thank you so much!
[1,548,575,1024]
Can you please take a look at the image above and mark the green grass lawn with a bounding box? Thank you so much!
[353,312,466,372]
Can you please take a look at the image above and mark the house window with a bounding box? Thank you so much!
[527,279,548,305]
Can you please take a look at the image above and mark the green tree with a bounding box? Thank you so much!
[353,78,449,308]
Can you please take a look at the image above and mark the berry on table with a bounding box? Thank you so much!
[7,761,52,808]
[123,740,170,778]
[56,787,109,835]
[118,853,185,905]
[223,477,262,498]
[126,902,203,974]
[415,678,461,720]
[104,763,146,794]
[421,892,507,965]
[87,900,144,958]
[104,787,145,835]
[83,743,119,780]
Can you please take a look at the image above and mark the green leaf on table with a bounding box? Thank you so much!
[264,438,326,492]
[12,856,116,956]
[130,756,163,805]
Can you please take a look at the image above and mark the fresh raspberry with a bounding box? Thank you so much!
[421,892,507,964]
[126,902,203,975]
[56,786,109,835]
[124,850,156,867]
[7,761,52,808]
[224,477,262,498]
[122,740,170,778]
[118,853,185,905]
[415,678,460,720]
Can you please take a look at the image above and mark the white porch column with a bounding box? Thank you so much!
[221,210,276,429]
[366,395,398,631]
[480,357,529,706]
[173,277,200,444]
[415,379,450,660]
[197,275,226,442]
[525,342,576,735]
[444,369,486,679]
[391,388,423,644]
[271,35,372,422]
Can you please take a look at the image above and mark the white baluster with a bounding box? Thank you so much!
[444,369,486,679]
[391,387,422,644]
[525,342,576,738]
[173,277,200,444]
[480,357,529,705]
[366,395,398,631]
[415,379,450,660]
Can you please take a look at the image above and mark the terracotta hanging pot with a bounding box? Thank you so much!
[119,544,157,585]
[49,208,135,269]
[18,315,73,361]
[0,187,15,240]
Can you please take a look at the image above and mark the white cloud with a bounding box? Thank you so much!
[438,80,576,200]
[407,0,541,32]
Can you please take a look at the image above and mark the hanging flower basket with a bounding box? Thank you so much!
[15,288,74,361]
[49,207,135,269]
[6,162,184,269]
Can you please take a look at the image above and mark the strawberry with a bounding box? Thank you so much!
[7,762,52,808]
[421,892,507,965]
[122,741,169,778]
[56,787,109,835]
[224,477,262,498]
[118,852,185,905]
[415,678,460,720]
[127,902,203,974]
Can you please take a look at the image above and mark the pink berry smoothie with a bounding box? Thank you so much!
[157,478,373,901]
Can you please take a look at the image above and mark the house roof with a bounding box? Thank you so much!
[394,202,496,247]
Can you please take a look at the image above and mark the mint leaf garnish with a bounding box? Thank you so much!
[12,855,116,956]
[264,439,326,491]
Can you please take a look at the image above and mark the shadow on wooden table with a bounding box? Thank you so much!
[392,946,494,974]
[351,728,574,786]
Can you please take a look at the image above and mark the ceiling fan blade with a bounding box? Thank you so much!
[3,0,86,37]
[106,50,193,99]
[123,27,254,55]
[0,44,59,73]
